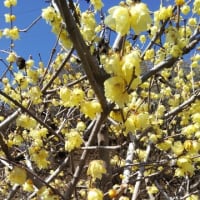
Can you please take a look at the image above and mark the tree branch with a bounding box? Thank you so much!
[54,0,108,111]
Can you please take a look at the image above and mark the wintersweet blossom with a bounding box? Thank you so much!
[9,167,27,185]
[80,100,102,119]
[193,0,200,15]
[104,76,129,107]
[4,14,16,23]
[130,3,152,34]
[6,52,17,63]
[87,188,103,200]
[31,149,49,169]
[176,156,195,176]
[16,114,37,130]
[181,4,190,15]
[186,195,199,200]
[105,5,131,36]
[101,53,122,76]
[23,179,34,192]
[28,86,42,104]
[3,27,19,40]
[42,6,57,22]
[42,6,72,49]
[147,184,159,194]
[4,0,17,7]
[122,50,141,83]
[175,0,185,6]
[81,12,97,41]
[171,141,184,156]
[125,112,150,133]
[65,131,83,152]
[38,186,60,200]
[90,0,104,11]
[87,160,107,180]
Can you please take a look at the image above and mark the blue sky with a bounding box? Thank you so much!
[0,0,160,66]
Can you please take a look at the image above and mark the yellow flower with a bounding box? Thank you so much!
[105,5,131,36]
[156,139,172,151]
[27,69,39,84]
[171,141,184,156]
[192,113,200,124]
[182,124,197,138]
[122,50,141,82]
[147,184,159,194]
[186,195,199,200]
[4,0,17,7]
[76,121,86,131]
[139,35,146,43]
[65,131,83,152]
[28,86,42,104]
[16,114,37,130]
[170,45,182,58]
[87,160,107,181]
[29,128,48,139]
[101,53,122,76]
[6,52,17,62]
[130,3,152,34]
[177,156,195,176]
[9,167,27,185]
[90,0,104,10]
[31,149,49,169]
[188,18,197,26]
[144,49,155,60]
[104,76,129,107]
[4,14,16,22]
[175,0,185,6]
[38,186,60,200]
[81,12,97,41]
[59,87,71,107]
[125,112,150,133]
[181,4,190,15]
[70,88,85,106]
[42,6,57,22]
[193,0,200,15]
[87,188,103,200]
[80,100,102,119]
[3,27,19,40]
[23,179,34,192]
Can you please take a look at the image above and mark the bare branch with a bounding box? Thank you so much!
[164,90,200,119]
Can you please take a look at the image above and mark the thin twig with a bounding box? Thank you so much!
[0,90,64,142]
[41,48,74,93]
[20,16,42,32]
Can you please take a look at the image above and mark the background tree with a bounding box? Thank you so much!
[0,0,200,199]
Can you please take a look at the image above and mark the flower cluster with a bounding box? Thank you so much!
[65,130,83,152]
[103,50,141,107]
[87,160,107,180]
[105,2,152,35]
[3,27,19,40]
[91,0,104,11]
[16,114,37,130]
[193,0,200,15]
[42,6,72,49]
[4,0,17,7]
[30,148,49,169]
[80,11,97,42]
